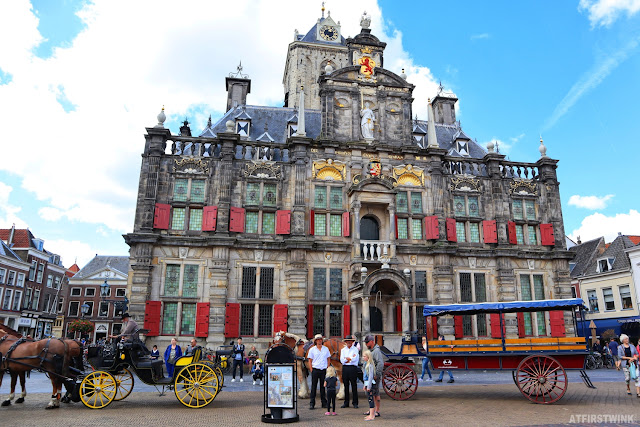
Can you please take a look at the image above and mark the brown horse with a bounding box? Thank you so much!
[273,331,347,400]
[0,335,82,409]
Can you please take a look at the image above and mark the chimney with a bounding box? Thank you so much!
[225,62,251,112]
[8,223,15,246]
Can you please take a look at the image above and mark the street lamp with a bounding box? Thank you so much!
[80,303,90,319]
[100,279,129,314]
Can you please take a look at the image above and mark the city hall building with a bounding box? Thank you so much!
[125,11,574,350]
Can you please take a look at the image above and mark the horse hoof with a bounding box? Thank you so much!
[15,398,24,404]
[1,400,11,406]
[45,405,59,410]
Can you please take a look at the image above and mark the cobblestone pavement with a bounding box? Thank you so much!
[0,379,638,426]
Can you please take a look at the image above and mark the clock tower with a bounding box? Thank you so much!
[282,7,348,110]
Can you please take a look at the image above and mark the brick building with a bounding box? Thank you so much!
[65,255,129,341]
[125,11,574,352]
[0,239,30,329]
[0,226,69,338]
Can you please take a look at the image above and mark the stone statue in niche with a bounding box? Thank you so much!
[360,101,375,140]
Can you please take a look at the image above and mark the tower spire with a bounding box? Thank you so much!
[321,1,325,18]
[295,85,306,136]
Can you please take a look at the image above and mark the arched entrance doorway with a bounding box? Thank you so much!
[369,307,383,332]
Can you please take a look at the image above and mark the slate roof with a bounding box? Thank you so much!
[581,235,637,276]
[0,239,23,262]
[569,237,605,278]
[299,23,347,46]
[417,121,487,158]
[201,105,322,142]
[74,255,130,279]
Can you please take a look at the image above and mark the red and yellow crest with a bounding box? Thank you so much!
[369,160,382,176]
[358,56,376,76]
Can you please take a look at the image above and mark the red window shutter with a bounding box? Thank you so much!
[143,300,161,336]
[549,311,566,337]
[454,315,463,338]
[202,206,218,231]
[507,221,518,244]
[224,303,240,338]
[343,305,350,337]
[396,304,402,332]
[342,212,350,237]
[395,216,398,240]
[195,302,210,337]
[153,203,170,230]
[307,304,314,339]
[446,218,457,242]
[229,207,245,233]
[490,313,505,339]
[424,215,439,240]
[432,317,439,340]
[540,223,555,246]
[309,210,315,236]
[483,220,498,244]
[273,304,288,334]
[516,312,526,338]
[276,210,291,235]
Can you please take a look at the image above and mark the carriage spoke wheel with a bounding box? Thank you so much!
[174,363,220,408]
[80,371,118,409]
[113,368,134,401]
[214,365,225,389]
[516,355,567,404]
[382,363,418,401]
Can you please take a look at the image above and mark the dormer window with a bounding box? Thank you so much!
[288,123,298,137]
[596,258,615,273]
[236,120,250,137]
[457,140,469,156]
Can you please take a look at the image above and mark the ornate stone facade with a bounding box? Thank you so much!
[125,12,574,351]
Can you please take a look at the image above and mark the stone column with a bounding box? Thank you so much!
[361,297,370,334]
[387,204,396,258]
[351,300,358,335]
[353,201,361,257]
[412,305,418,331]
[385,301,394,332]
[206,247,231,348]
[402,297,410,332]
[285,249,308,336]
[253,303,259,338]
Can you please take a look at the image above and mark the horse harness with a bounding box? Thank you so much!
[1,337,67,377]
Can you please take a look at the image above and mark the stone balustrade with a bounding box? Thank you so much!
[360,240,391,261]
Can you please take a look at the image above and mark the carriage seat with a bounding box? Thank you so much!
[136,357,164,370]
[173,348,203,367]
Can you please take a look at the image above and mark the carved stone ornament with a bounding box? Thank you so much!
[527,259,535,270]
[393,164,424,187]
[324,252,332,264]
[254,250,264,262]
[179,247,188,259]
[510,179,538,196]
[174,158,209,174]
[244,160,282,179]
[312,159,345,181]
[469,257,476,269]
[449,175,481,192]
[410,255,417,266]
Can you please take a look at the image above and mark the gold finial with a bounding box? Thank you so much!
[427,98,431,103]
[321,1,325,17]
[162,105,165,111]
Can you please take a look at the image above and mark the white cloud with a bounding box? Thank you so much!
[568,194,614,210]
[44,238,97,268]
[0,1,441,237]
[0,181,28,228]
[579,0,640,27]
[480,133,525,155]
[568,209,640,242]
[470,33,490,40]
[542,34,640,131]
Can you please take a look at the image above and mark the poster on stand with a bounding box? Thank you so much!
[267,365,294,409]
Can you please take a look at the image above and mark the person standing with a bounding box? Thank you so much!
[362,350,376,421]
[307,334,331,410]
[340,334,359,408]
[364,335,383,418]
[231,337,245,382]
[609,337,620,370]
[324,366,339,416]
[434,335,455,383]
[617,334,639,396]
[164,338,182,378]
[421,336,433,381]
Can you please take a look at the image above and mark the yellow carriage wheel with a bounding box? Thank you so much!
[174,363,220,408]
[215,365,224,389]
[113,368,135,401]
[80,371,117,409]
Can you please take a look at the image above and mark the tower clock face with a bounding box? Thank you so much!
[320,25,338,41]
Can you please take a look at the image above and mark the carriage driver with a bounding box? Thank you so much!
[110,313,139,342]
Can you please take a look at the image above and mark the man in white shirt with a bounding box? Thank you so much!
[340,334,359,408]
[307,334,331,410]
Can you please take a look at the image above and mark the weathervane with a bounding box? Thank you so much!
[229,61,249,79]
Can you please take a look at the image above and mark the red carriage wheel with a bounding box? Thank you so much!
[515,355,567,404]
[382,363,418,400]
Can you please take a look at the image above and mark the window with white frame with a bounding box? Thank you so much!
[116,289,126,297]
[459,272,487,336]
[11,290,21,311]
[22,288,31,309]
[587,289,599,312]
[396,190,424,240]
[163,264,200,298]
[602,288,615,311]
[54,276,61,289]
[619,285,632,310]
[83,301,94,317]
[29,261,37,281]
[71,288,81,296]
[31,289,40,310]
[36,263,44,283]
[68,301,79,317]
[1,289,11,310]
[98,301,109,317]
[15,272,24,287]
[0,268,5,283]
[597,258,615,273]
[85,288,96,297]
[7,271,15,286]
[46,274,53,288]
[519,274,546,336]
[57,297,64,314]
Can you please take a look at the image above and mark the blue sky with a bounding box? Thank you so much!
[0,0,639,267]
